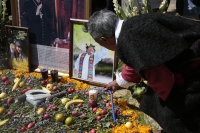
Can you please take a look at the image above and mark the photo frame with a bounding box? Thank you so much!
[13,0,92,73]
[69,19,117,87]
[5,25,30,72]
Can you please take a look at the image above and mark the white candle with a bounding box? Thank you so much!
[89,90,98,101]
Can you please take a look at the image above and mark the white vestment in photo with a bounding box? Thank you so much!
[74,47,108,80]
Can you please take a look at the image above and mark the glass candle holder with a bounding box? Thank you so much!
[50,70,58,82]
[40,68,48,80]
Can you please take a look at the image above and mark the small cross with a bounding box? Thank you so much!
[39,11,43,19]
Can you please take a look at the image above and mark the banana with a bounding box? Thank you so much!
[65,99,84,109]
[12,78,21,91]
[14,78,20,83]
[42,87,51,94]
[0,119,9,126]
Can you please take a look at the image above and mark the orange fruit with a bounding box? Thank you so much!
[65,117,73,125]
[19,81,25,87]
[55,113,65,122]
[0,107,6,115]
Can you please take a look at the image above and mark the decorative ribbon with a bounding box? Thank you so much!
[78,53,94,80]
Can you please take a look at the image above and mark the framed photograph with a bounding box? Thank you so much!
[69,19,117,87]
[14,0,92,73]
[5,25,30,72]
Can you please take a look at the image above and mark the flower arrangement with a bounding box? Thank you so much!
[0,0,9,48]
[113,0,168,20]
[113,0,169,98]
[0,69,156,132]
[0,0,10,69]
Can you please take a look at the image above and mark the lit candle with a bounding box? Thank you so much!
[89,89,98,101]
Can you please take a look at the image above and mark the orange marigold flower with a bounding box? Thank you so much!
[117,99,129,109]
[122,109,134,115]
[112,124,152,133]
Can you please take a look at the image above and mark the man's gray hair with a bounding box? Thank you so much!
[83,9,118,39]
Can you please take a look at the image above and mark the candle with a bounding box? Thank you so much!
[89,90,98,101]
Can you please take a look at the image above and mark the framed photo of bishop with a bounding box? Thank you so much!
[69,19,117,87]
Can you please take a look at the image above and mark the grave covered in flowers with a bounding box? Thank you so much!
[0,69,158,133]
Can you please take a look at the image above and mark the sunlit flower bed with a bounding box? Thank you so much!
[0,69,153,133]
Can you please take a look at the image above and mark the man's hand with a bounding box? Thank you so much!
[105,80,119,93]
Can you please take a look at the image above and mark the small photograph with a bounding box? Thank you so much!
[69,19,117,86]
[6,25,30,72]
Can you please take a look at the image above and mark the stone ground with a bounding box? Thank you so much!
[114,1,177,132]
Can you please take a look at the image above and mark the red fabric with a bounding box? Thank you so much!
[143,64,175,101]
[122,64,175,101]
[121,65,141,83]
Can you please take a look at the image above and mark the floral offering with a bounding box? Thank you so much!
[0,69,153,133]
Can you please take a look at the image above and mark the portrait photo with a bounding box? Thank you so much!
[69,19,116,86]
[18,0,85,48]
[5,25,30,72]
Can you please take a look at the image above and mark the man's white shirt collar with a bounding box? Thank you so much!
[114,20,135,87]
[115,20,124,44]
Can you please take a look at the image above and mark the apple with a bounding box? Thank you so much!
[20,126,26,132]
[106,103,110,108]
[43,114,50,119]
[101,110,107,115]
[27,122,34,128]
[80,113,87,119]
[52,86,58,91]
[70,87,75,92]
[1,76,8,82]
[92,107,98,112]
[4,80,10,85]
[115,110,121,116]
[96,115,102,120]
[7,110,14,115]
[40,80,47,86]
[67,88,73,94]
[88,100,97,108]
[7,98,13,104]
[89,129,96,133]
[77,103,83,108]
[67,87,75,94]
[72,110,78,116]
[47,104,53,110]
[52,106,58,111]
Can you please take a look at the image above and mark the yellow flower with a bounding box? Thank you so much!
[81,83,89,89]
[112,123,152,133]
[117,99,129,109]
